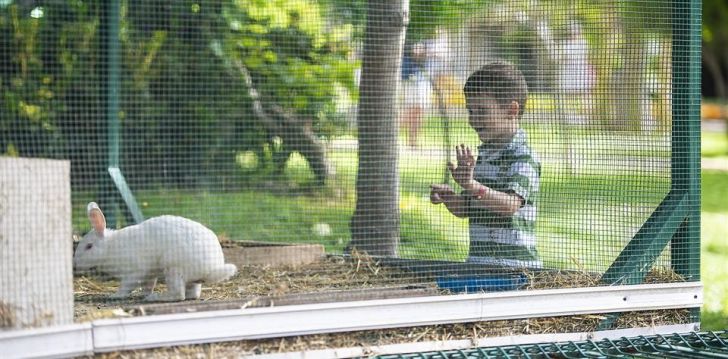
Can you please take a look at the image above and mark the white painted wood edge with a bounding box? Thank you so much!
[0,323,93,359]
[91,282,702,352]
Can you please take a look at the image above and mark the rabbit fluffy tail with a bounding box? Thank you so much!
[208,263,238,282]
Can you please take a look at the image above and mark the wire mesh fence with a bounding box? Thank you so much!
[376,331,728,359]
[1,0,700,340]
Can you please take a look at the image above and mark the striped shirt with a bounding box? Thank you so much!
[466,128,541,268]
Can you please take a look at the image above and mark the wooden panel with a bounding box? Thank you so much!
[222,241,325,268]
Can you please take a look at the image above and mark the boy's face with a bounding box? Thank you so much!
[465,93,519,145]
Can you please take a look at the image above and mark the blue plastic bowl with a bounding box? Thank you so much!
[436,274,528,293]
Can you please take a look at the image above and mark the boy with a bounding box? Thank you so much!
[430,61,541,268]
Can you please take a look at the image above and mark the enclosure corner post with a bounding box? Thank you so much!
[669,0,701,283]
[102,0,144,225]
[670,0,702,325]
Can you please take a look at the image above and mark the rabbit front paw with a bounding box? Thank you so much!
[109,285,136,299]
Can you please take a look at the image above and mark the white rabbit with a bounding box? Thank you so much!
[74,202,237,302]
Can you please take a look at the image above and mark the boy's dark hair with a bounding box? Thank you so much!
[463,60,529,118]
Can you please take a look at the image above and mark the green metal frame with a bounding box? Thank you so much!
[375,331,728,359]
[101,0,144,225]
[601,0,701,286]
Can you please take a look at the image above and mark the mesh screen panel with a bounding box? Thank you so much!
[1,0,700,335]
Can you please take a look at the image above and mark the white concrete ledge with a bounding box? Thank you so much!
[0,323,93,359]
[1,282,703,358]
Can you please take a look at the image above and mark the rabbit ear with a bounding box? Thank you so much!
[87,202,106,236]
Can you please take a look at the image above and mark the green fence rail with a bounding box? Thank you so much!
[377,331,728,359]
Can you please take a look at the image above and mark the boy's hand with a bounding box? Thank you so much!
[430,184,456,204]
[447,144,476,191]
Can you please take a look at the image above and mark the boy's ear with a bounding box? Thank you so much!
[509,101,520,118]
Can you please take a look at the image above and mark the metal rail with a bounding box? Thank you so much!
[377,331,728,359]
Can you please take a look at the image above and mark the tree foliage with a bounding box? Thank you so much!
[703,0,728,99]
[224,0,357,135]
[1,0,356,189]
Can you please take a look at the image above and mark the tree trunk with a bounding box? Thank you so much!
[703,48,726,98]
[347,0,408,256]
[270,105,332,186]
[616,30,644,131]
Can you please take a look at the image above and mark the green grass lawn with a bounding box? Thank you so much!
[700,170,728,331]
[703,131,728,158]
[699,127,728,330]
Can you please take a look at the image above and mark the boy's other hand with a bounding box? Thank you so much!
[430,184,455,204]
[447,144,476,190]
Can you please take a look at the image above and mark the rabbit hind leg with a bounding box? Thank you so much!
[185,283,202,300]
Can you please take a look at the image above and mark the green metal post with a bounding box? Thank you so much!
[669,0,701,284]
[102,0,144,225]
[107,0,120,171]
[670,0,702,325]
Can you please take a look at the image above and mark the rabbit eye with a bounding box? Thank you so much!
[85,243,93,250]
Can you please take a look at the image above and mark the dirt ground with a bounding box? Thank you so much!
[74,254,417,321]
